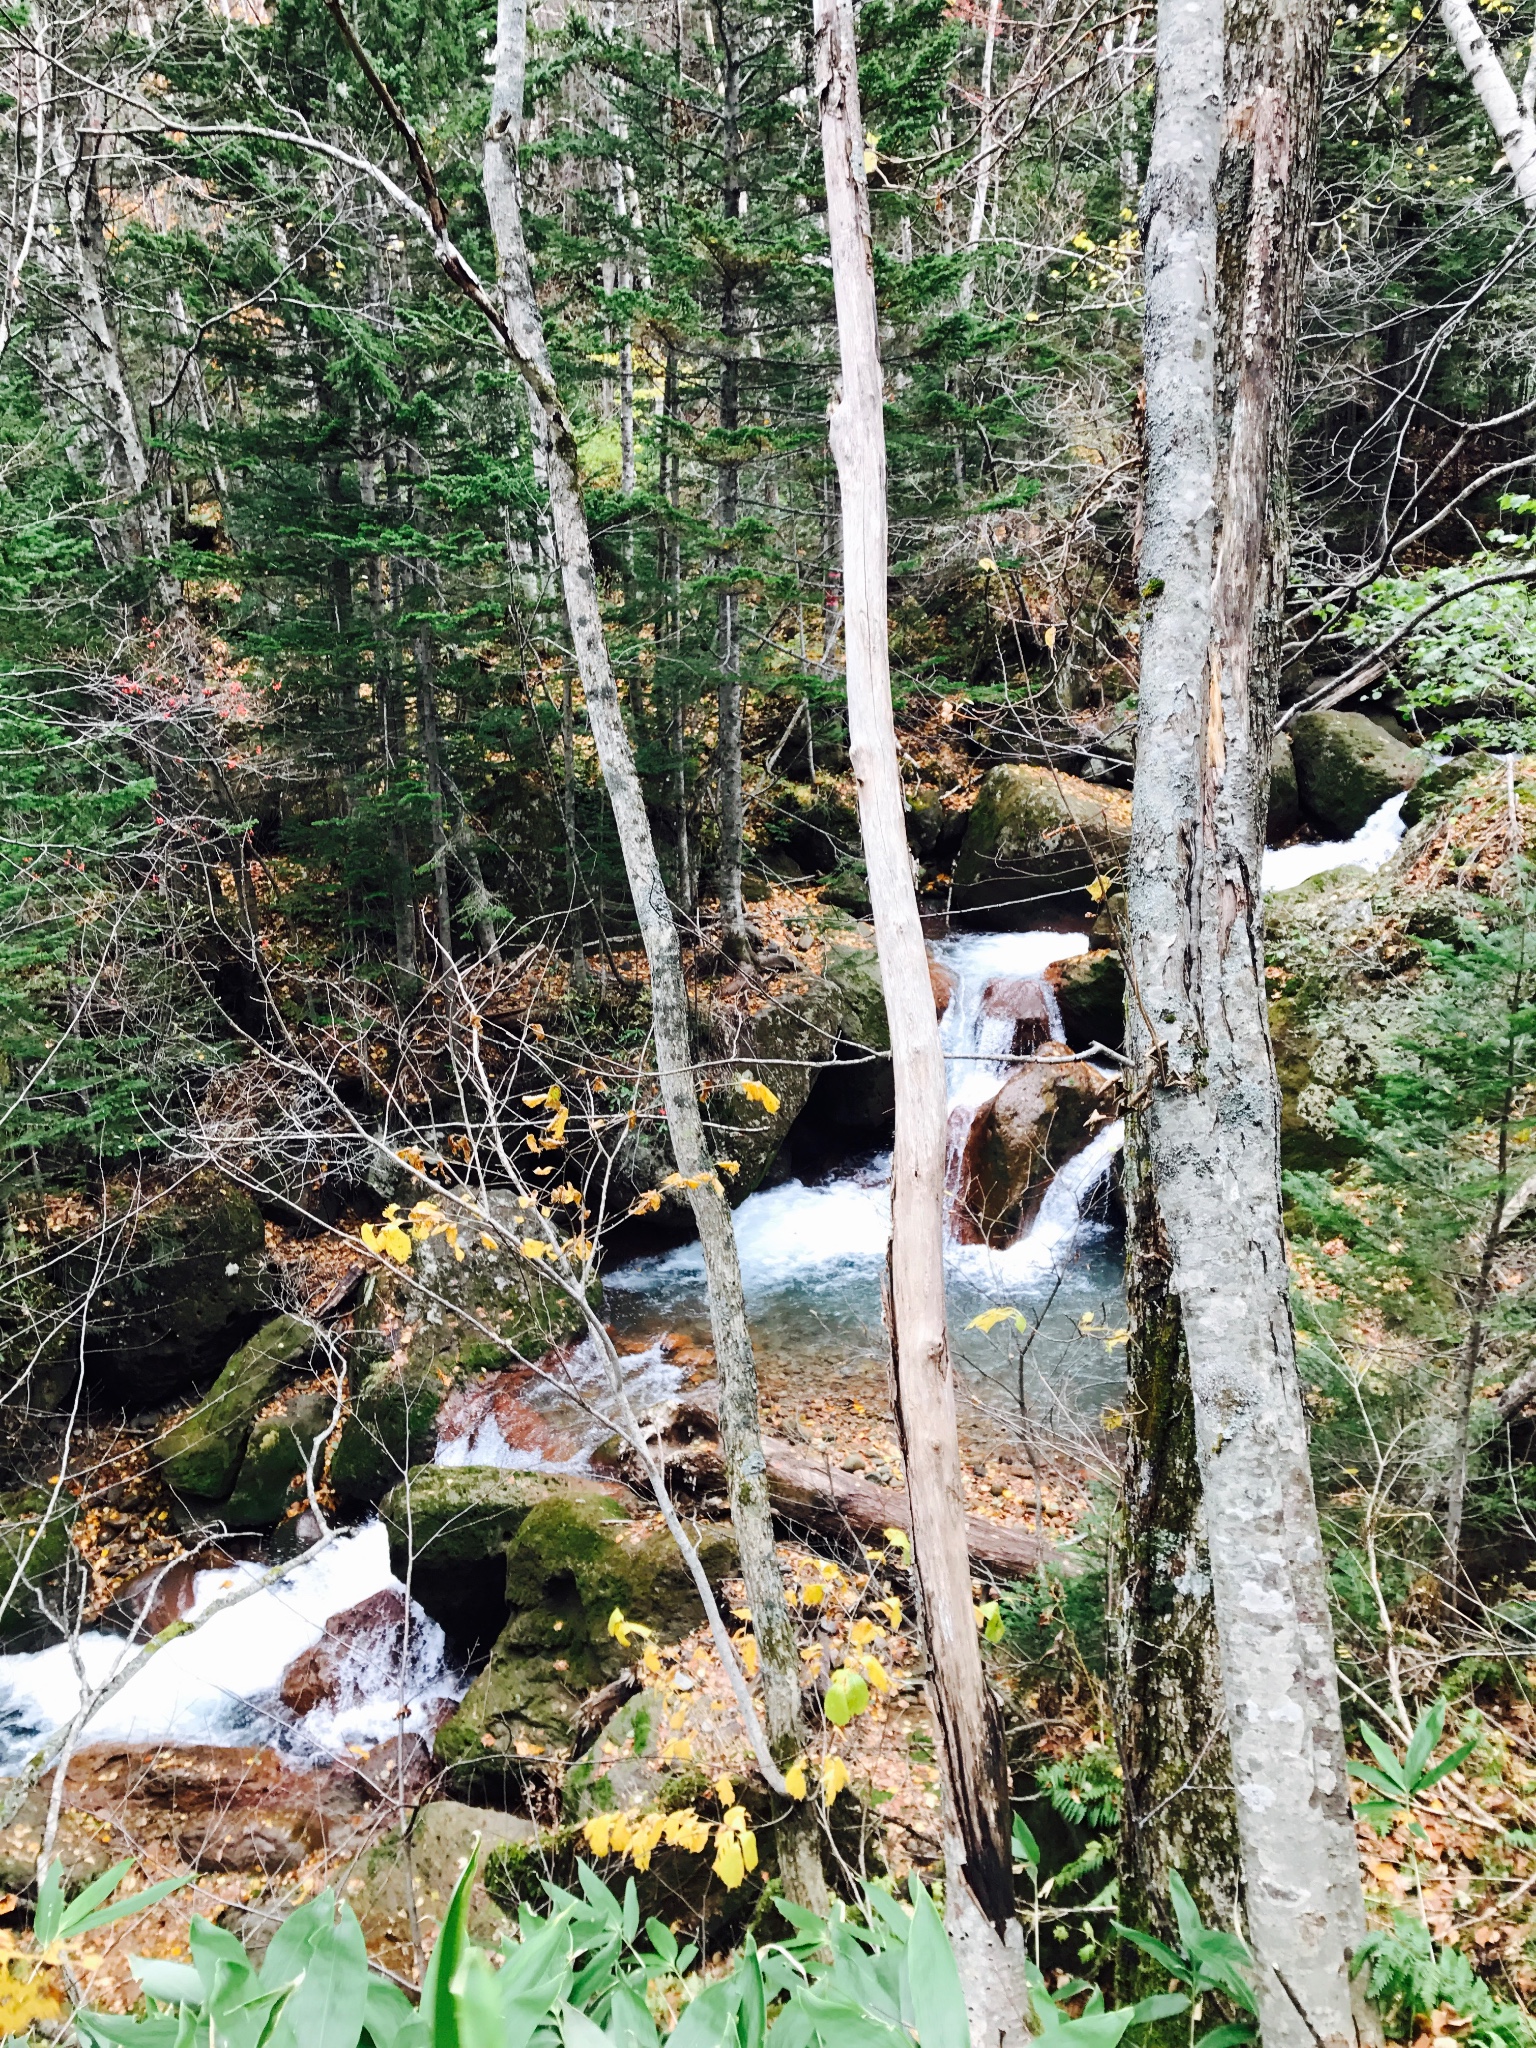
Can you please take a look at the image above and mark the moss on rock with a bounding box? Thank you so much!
[330,1218,587,1506]
[1046,949,1125,1052]
[378,1466,606,1652]
[1289,711,1426,834]
[157,1314,315,1501]
[86,1171,267,1405]
[0,1488,78,1649]
[435,1499,736,1783]
[222,1384,334,1526]
[952,764,1131,916]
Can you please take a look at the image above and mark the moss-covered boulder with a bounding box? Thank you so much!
[85,1172,267,1405]
[1401,750,1490,827]
[1289,711,1426,834]
[156,1315,315,1502]
[761,777,861,875]
[223,1385,335,1526]
[952,764,1131,917]
[378,1466,594,1653]
[1046,950,1125,1053]
[1268,733,1300,840]
[0,1488,78,1649]
[435,1496,736,1782]
[562,1688,678,1821]
[330,1210,588,1506]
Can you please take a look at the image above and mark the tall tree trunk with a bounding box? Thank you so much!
[415,623,457,962]
[1123,3,1370,2044]
[1438,0,1536,212]
[816,1,1023,2038]
[713,0,751,961]
[561,665,590,990]
[956,0,1002,312]
[478,0,824,1907]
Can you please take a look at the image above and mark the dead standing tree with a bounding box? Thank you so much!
[816,0,1025,2039]
[1118,1,1374,2045]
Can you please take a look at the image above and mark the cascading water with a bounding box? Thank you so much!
[606,923,1128,1412]
[0,927,1130,1771]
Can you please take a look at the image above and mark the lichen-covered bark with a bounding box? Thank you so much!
[1123,3,1371,2043]
[1114,1122,1241,2004]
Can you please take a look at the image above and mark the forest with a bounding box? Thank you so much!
[1,0,1535,2040]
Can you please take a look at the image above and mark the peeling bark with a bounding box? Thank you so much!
[1124,1,1372,2043]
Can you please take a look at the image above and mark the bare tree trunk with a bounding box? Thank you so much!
[713,0,752,962]
[956,0,1002,312]
[1124,2,1371,2044]
[561,665,590,991]
[1439,0,1536,212]
[415,625,457,961]
[816,1,1023,2037]
[478,0,824,1907]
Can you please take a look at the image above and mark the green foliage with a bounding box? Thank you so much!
[1114,1873,1258,2048]
[70,1848,980,2048]
[1345,520,1536,750]
[1351,1699,1477,1834]
[1354,1915,1534,2048]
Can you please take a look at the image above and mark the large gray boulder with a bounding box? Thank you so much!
[952,764,1131,917]
[85,1172,267,1405]
[1289,711,1426,834]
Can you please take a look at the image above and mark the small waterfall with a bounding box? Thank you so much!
[930,929,1112,1248]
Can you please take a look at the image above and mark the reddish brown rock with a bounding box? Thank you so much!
[279,1589,410,1717]
[979,975,1054,1053]
[0,1744,375,1885]
[929,958,957,1020]
[957,1044,1113,1246]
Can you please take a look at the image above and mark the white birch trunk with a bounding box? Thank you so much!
[1129,1,1372,2043]
[480,0,823,1908]
[816,0,1024,2036]
[957,0,1002,312]
[1439,0,1536,213]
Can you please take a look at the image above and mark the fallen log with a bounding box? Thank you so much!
[598,1386,1077,1583]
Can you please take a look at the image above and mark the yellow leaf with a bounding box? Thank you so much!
[541,1105,569,1148]
[876,1596,902,1628]
[849,1618,881,1648]
[967,1305,1028,1335]
[1044,625,1057,650]
[716,1158,741,1176]
[523,1084,562,1108]
[822,1755,851,1805]
[977,556,997,573]
[663,1807,711,1852]
[583,1813,615,1857]
[661,1736,694,1761]
[737,1633,758,1677]
[520,1238,551,1260]
[784,1760,808,1801]
[713,1836,745,1890]
[642,1644,662,1676]
[550,1183,582,1205]
[608,1607,654,1647]
[714,1775,735,1809]
[376,1223,413,1263]
[395,1147,424,1171]
[738,1076,781,1115]
[799,1581,824,1608]
[882,1527,913,1566]
[1085,874,1113,903]
[480,1233,498,1251]
[630,1189,662,1216]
